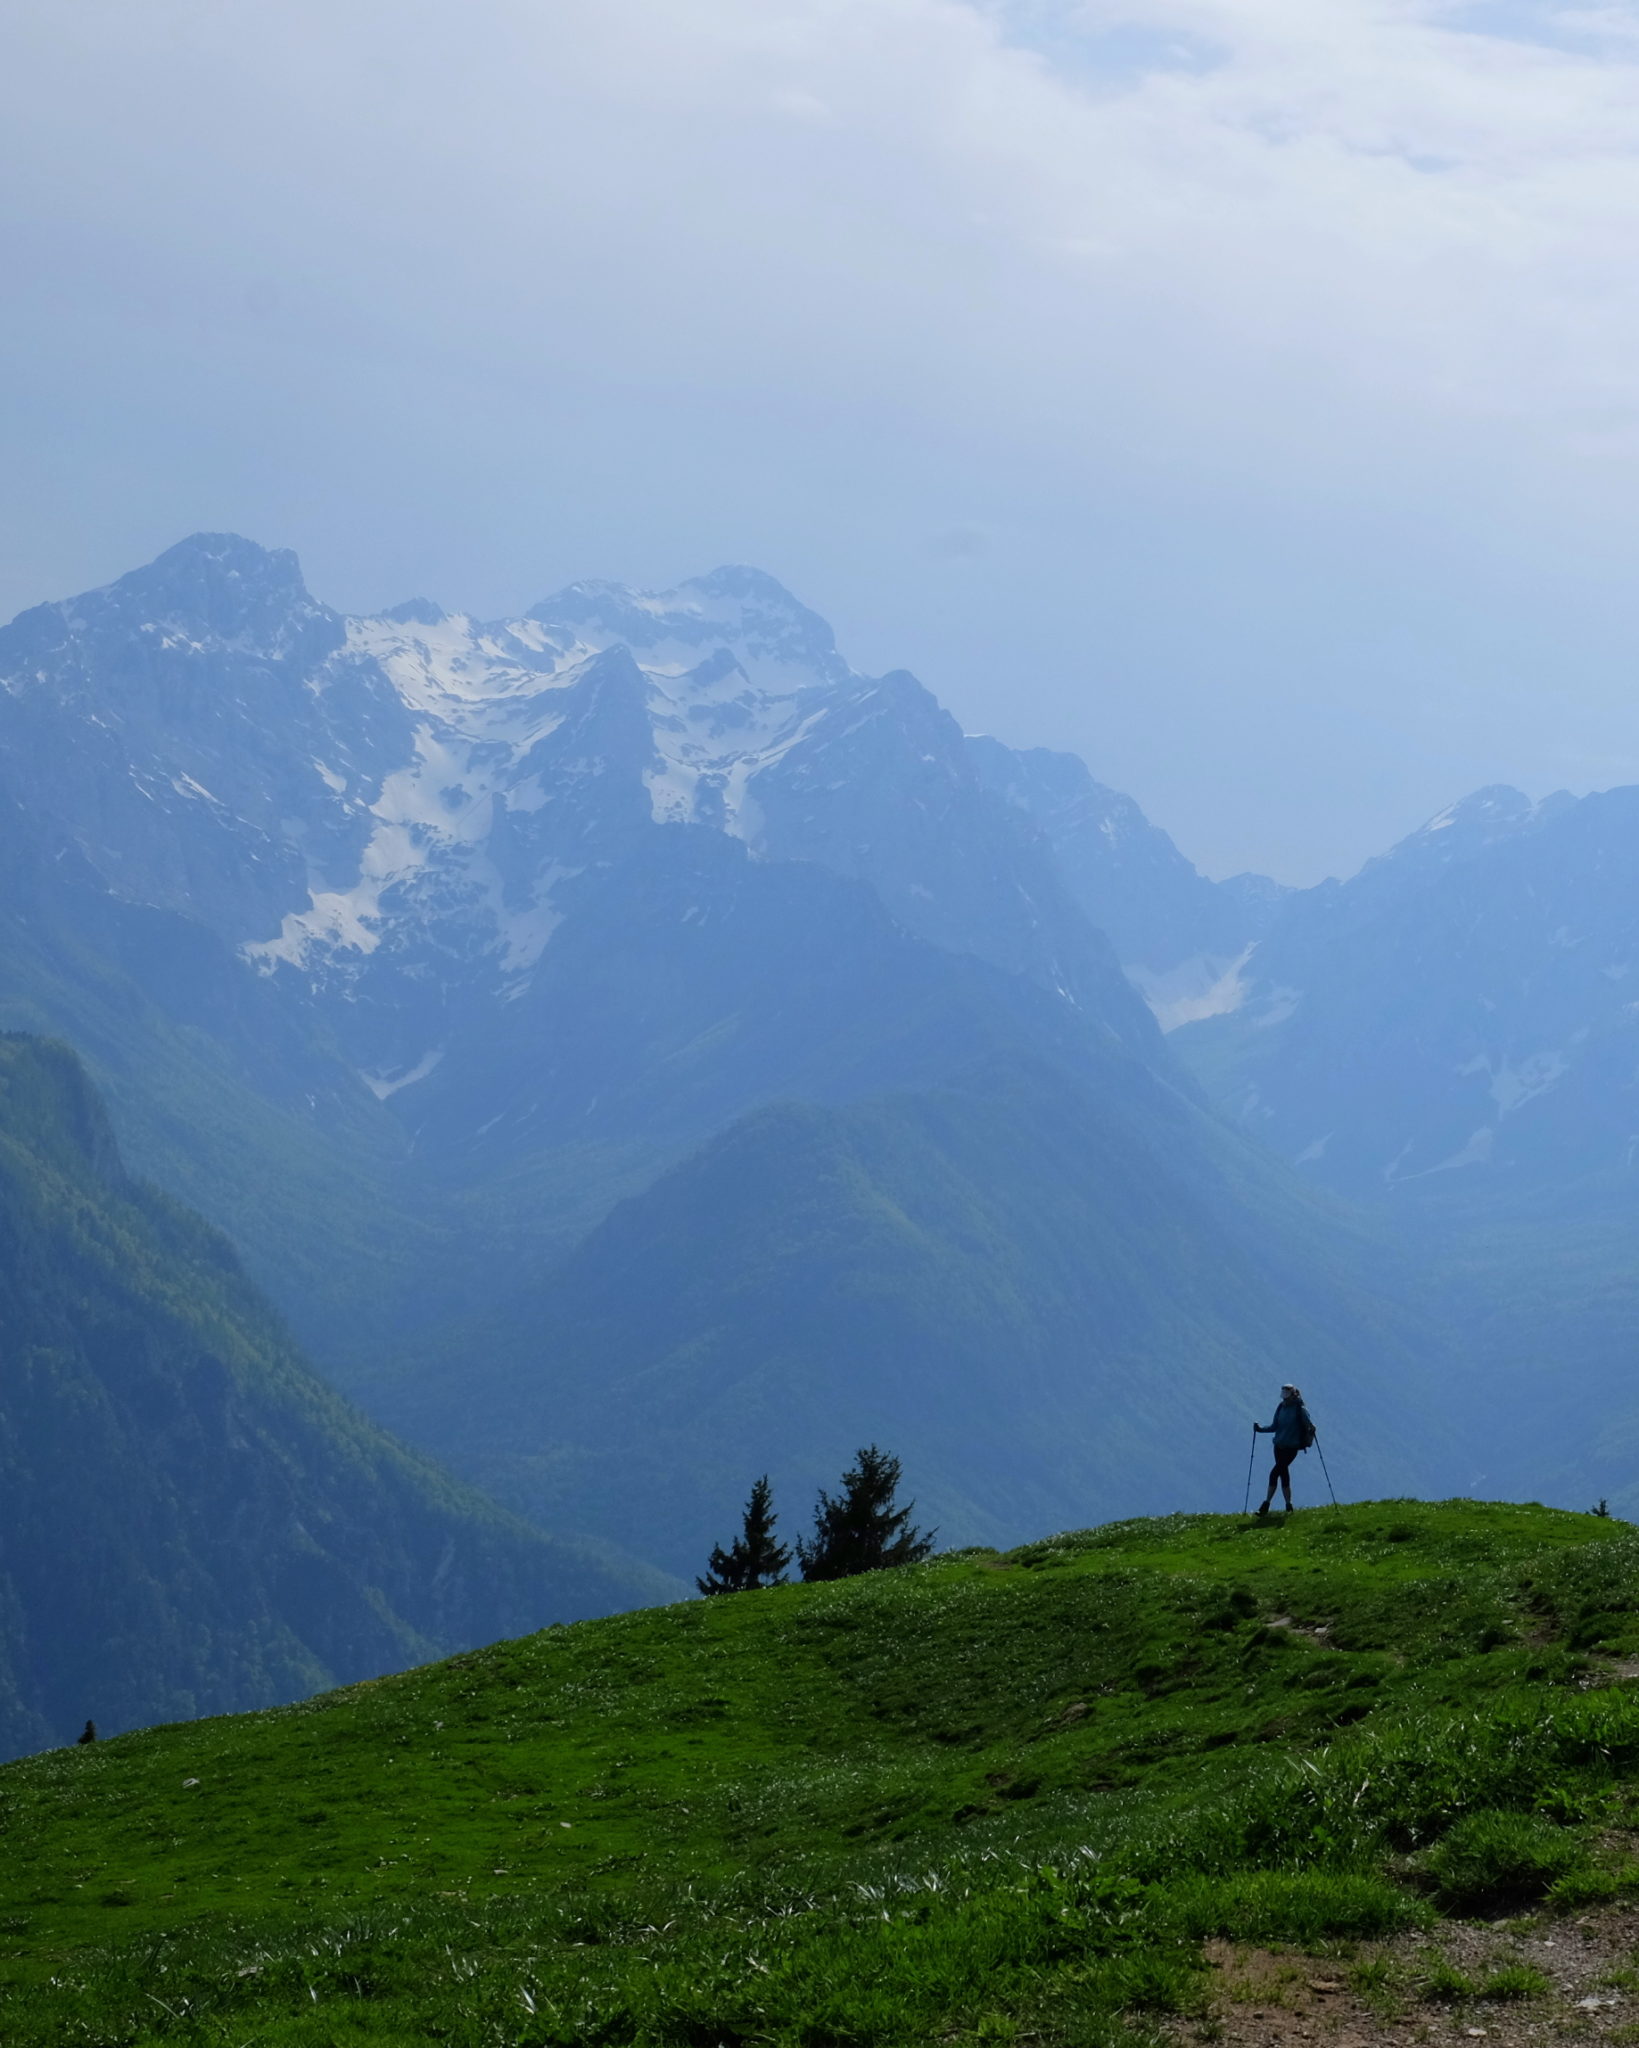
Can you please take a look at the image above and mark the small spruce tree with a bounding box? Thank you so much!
[797,1445,935,1582]
[697,1475,792,1595]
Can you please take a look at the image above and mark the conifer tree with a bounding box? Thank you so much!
[796,1445,935,1582]
[696,1475,792,1595]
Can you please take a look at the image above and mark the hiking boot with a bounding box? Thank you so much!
[1255,1501,1269,1517]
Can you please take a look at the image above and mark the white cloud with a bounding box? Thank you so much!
[9,0,1639,445]
[8,0,1639,875]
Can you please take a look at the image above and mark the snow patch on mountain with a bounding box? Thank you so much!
[643,676,833,836]
[526,567,851,699]
[1381,1130,1500,1183]
[1456,1046,1575,1119]
[348,615,581,720]
[7,541,1151,1068]
[249,884,384,964]
[1419,1126,1497,1176]
[361,1047,445,1100]
[1127,946,1255,1032]
[243,620,610,977]
[241,577,880,989]
[170,773,225,807]
[247,707,563,976]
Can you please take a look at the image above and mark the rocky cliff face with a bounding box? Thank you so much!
[0,538,1169,1108]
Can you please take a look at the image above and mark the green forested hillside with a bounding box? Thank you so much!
[0,1035,673,1760]
[4,1501,1639,2044]
[0,747,1469,1571]
[0,790,441,1368]
[388,1057,1448,1575]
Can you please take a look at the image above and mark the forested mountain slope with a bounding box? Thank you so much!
[0,1035,670,1761]
[386,1056,1447,1576]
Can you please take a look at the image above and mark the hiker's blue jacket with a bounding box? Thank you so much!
[1259,1398,1312,1452]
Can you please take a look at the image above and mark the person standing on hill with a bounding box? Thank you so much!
[1254,1384,1315,1515]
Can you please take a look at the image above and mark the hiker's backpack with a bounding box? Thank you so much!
[1297,1409,1317,1450]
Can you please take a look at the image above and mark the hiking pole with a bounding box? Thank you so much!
[1313,1433,1339,1509]
[1243,1427,1256,1516]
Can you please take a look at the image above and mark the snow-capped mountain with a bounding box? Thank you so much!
[0,536,1162,1100]
[1171,784,1639,1196]
[30,532,1639,1542]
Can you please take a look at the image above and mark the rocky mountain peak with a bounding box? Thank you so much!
[527,567,849,693]
[0,536,1175,1090]
[1382,785,1573,866]
[100,532,333,647]
[1410,783,1536,844]
[0,533,341,698]
[1336,785,1577,914]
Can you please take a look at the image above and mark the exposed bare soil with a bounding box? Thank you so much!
[1173,1905,1639,2048]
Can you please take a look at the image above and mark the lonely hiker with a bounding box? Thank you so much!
[1253,1383,1316,1516]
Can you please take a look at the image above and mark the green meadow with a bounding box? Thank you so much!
[8,1498,1639,2045]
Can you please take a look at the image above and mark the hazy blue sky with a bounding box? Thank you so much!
[8,1,1639,881]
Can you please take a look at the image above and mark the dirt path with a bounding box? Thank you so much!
[1172,1905,1639,2048]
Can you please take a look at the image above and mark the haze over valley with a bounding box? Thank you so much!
[20,11,1639,2045]
[2,529,1638,1750]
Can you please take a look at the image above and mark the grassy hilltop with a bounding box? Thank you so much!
[9,1500,1639,2044]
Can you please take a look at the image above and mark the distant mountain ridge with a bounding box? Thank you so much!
[25,530,1639,1581]
[1171,783,1639,1198]
[0,532,1439,1573]
[1,536,1203,1096]
[966,736,1288,1026]
[0,533,1266,1366]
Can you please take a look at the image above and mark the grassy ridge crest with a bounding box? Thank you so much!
[7,1498,1639,2044]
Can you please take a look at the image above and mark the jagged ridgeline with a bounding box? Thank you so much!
[0,1035,671,1761]
[19,531,1639,1555]
[0,534,1464,1558]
